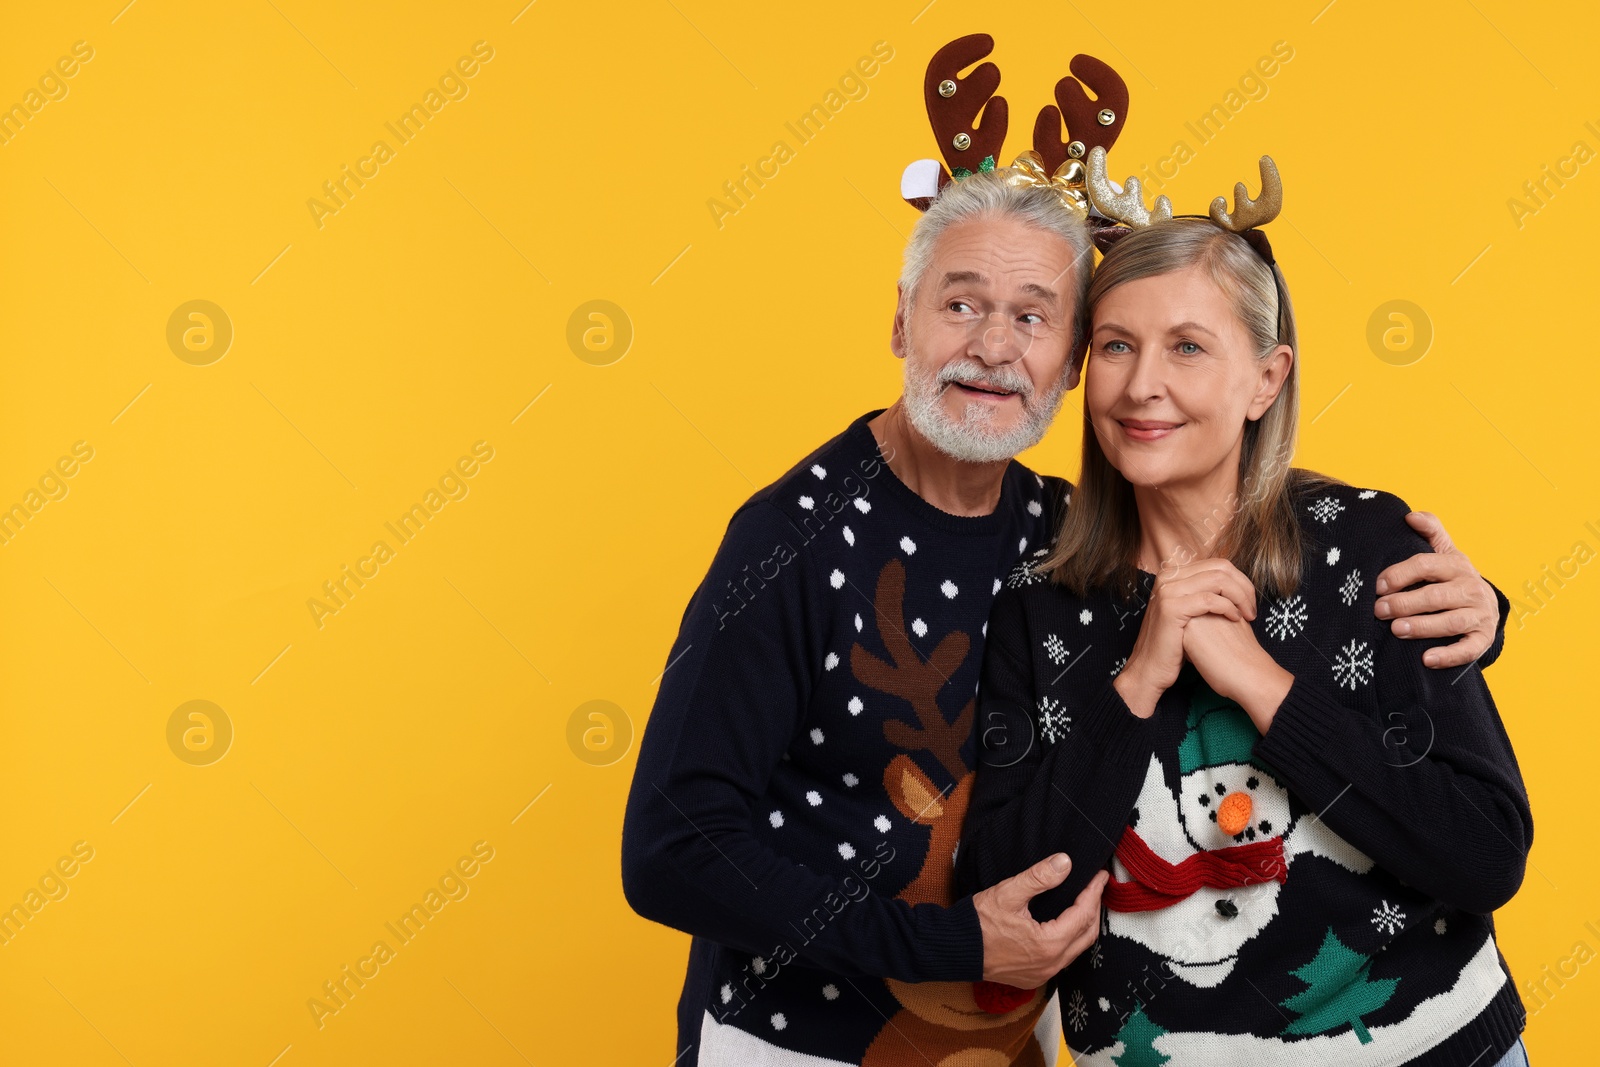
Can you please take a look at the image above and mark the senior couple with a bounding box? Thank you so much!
[622,55,1531,1067]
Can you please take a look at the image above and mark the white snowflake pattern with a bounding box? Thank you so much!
[1308,496,1346,524]
[1340,569,1363,606]
[1005,560,1044,589]
[1043,634,1068,664]
[1039,696,1072,744]
[1067,989,1089,1032]
[1358,489,1378,500]
[1109,656,1127,678]
[1333,639,1375,690]
[1326,546,1342,566]
[1090,943,1104,969]
[1079,609,1093,625]
[771,1013,786,1030]
[1098,997,1110,1012]
[1371,899,1406,936]
[1264,595,1308,641]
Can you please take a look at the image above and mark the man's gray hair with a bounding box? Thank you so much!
[898,168,1096,343]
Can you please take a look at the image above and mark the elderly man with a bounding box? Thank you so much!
[622,162,1509,1066]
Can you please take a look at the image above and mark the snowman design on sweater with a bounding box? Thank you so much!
[963,482,1525,1066]
[1104,681,1373,988]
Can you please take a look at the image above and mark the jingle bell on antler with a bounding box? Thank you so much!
[899,35,1132,221]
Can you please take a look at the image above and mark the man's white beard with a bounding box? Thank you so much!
[901,338,1071,464]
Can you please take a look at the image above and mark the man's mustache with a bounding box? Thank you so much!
[936,361,1035,398]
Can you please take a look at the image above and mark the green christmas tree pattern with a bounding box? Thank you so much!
[1111,1003,1170,1067]
[1280,928,1399,1044]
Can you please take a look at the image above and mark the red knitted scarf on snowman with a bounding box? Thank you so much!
[1103,825,1286,912]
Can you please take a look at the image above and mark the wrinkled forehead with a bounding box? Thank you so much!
[928,219,1082,305]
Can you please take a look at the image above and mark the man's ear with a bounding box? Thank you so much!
[1247,344,1294,421]
[1064,333,1089,392]
[890,283,909,360]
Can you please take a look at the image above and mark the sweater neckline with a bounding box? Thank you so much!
[847,410,1023,537]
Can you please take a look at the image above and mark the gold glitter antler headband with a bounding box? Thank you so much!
[1087,148,1284,261]
[1084,146,1173,227]
[1212,156,1283,265]
[1209,157,1283,231]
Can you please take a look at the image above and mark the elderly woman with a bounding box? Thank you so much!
[954,160,1533,1067]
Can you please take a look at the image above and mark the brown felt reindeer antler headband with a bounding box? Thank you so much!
[900,35,1130,226]
[902,35,1285,263]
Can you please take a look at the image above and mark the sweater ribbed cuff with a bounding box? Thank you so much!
[923,893,986,982]
[1073,676,1160,772]
[1482,579,1510,668]
[1250,673,1359,803]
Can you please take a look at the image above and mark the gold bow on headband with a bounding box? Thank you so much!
[1000,150,1089,218]
[901,36,1131,214]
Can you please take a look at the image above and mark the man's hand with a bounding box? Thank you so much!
[973,853,1109,989]
[1375,511,1501,669]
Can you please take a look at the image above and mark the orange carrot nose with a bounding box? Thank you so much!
[1217,791,1253,836]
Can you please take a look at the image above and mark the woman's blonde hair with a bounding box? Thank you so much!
[1040,218,1340,600]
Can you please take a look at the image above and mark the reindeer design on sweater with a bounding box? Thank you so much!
[852,559,1052,1067]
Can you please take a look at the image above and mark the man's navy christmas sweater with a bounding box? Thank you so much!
[622,411,1072,1065]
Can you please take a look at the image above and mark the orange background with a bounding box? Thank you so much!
[0,1,1594,1063]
